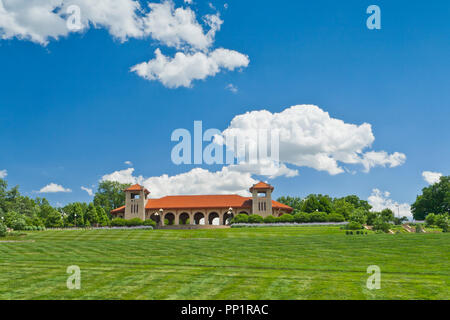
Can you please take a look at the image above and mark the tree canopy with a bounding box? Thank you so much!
[411,176,450,220]
[93,181,131,214]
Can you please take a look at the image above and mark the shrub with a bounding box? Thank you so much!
[293,212,310,223]
[126,218,144,227]
[0,222,7,237]
[143,219,156,227]
[264,215,277,224]
[231,214,249,224]
[435,214,449,230]
[347,221,362,230]
[425,213,436,226]
[309,212,328,222]
[349,208,368,225]
[248,215,264,224]
[327,213,345,222]
[278,214,294,223]
[111,218,127,227]
[415,224,424,233]
[372,217,391,233]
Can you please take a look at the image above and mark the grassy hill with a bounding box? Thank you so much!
[0,226,448,299]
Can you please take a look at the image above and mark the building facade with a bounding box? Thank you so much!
[111,181,293,226]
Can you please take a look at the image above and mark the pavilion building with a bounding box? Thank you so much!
[110,182,293,226]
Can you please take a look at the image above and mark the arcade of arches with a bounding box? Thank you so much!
[147,209,250,226]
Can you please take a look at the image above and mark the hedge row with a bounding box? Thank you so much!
[231,212,345,224]
[110,218,156,228]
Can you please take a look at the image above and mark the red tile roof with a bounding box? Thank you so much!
[110,206,125,214]
[250,181,274,192]
[125,184,150,194]
[144,194,292,212]
[110,190,293,214]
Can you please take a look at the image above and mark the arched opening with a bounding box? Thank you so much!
[223,212,234,225]
[194,212,205,225]
[179,212,190,225]
[164,212,175,225]
[150,213,160,224]
[239,211,249,215]
[208,212,220,225]
[278,212,284,217]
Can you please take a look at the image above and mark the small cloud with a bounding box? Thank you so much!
[422,171,442,185]
[124,161,133,166]
[38,183,72,193]
[81,186,94,196]
[184,0,193,4]
[225,83,238,93]
[224,3,229,10]
[0,170,7,179]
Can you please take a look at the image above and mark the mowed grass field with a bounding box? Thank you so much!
[0,226,448,300]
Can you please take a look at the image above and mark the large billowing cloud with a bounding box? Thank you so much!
[0,0,248,88]
[131,48,249,88]
[368,189,412,219]
[101,167,257,198]
[219,105,406,176]
[422,171,442,185]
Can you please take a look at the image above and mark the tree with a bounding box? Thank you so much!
[339,195,372,211]
[93,181,131,214]
[277,196,302,211]
[85,204,99,226]
[349,208,367,225]
[301,194,333,213]
[0,221,6,237]
[411,176,450,220]
[63,202,85,227]
[96,207,109,226]
[332,199,355,219]
[45,210,63,228]
[4,211,26,230]
[380,208,394,222]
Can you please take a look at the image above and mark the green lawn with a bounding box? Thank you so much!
[0,226,448,300]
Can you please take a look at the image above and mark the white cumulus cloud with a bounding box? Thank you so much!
[131,48,249,88]
[101,167,257,198]
[0,169,7,179]
[219,105,406,176]
[124,160,133,166]
[143,0,222,50]
[422,171,442,185]
[368,188,412,219]
[0,0,249,88]
[38,183,72,193]
[81,186,94,196]
[0,0,143,45]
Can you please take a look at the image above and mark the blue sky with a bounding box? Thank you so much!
[0,0,449,214]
